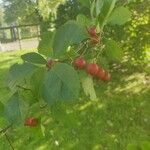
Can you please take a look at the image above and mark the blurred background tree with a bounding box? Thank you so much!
[2,0,66,31]
[55,0,89,27]
[0,7,4,27]
[109,0,150,67]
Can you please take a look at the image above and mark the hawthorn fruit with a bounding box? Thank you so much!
[96,67,105,80]
[46,59,53,68]
[87,26,97,37]
[24,117,38,127]
[74,57,86,69]
[102,72,111,81]
[46,59,55,70]
[86,64,99,76]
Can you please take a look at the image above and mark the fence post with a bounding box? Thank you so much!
[10,27,13,42]
[37,25,40,41]
[16,27,22,50]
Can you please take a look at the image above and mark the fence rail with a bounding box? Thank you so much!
[0,24,40,51]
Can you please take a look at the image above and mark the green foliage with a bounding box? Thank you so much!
[126,0,150,65]
[98,0,117,29]
[42,63,80,104]
[4,93,28,125]
[30,68,46,100]
[104,39,123,61]
[76,14,91,26]
[95,0,104,16]
[0,7,4,26]
[141,141,150,150]
[105,0,150,66]
[78,0,90,8]
[3,0,66,26]
[127,144,140,150]
[107,6,132,25]
[21,52,47,65]
[3,0,38,24]
[80,71,97,100]
[53,20,88,57]
[38,0,66,20]
[127,141,150,150]
[7,63,38,90]
[55,0,87,27]
[0,101,4,116]
[38,31,54,57]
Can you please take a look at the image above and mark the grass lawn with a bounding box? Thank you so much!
[0,50,150,150]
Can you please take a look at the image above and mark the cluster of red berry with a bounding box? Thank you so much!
[24,117,38,127]
[74,57,111,81]
[87,26,100,45]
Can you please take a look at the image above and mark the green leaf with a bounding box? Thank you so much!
[141,141,150,150]
[78,0,90,8]
[21,52,47,65]
[76,14,91,26]
[107,7,132,25]
[38,31,54,57]
[4,93,28,125]
[42,63,80,104]
[96,0,104,16]
[80,71,97,100]
[0,138,10,150]
[53,20,88,57]
[19,90,37,106]
[127,0,135,3]
[127,144,140,150]
[30,68,47,99]
[7,63,38,90]
[40,124,46,137]
[104,39,123,61]
[127,144,138,150]
[90,0,96,19]
[97,56,109,69]
[0,101,4,116]
[98,0,117,29]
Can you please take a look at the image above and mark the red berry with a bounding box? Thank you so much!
[74,57,86,69]
[86,64,99,76]
[87,26,97,37]
[46,59,55,69]
[24,118,38,127]
[102,72,111,81]
[96,67,105,80]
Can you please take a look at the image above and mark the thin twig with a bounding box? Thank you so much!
[0,124,12,135]
[77,42,87,53]
[17,85,32,91]
[40,104,48,109]
[96,45,105,60]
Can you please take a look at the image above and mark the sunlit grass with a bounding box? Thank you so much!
[113,73,149,94]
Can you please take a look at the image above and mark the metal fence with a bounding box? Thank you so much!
[0,24,40,52]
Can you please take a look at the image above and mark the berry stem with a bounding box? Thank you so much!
[17,85,32,92]
[77,42,87,53]
[96,45,104,60]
